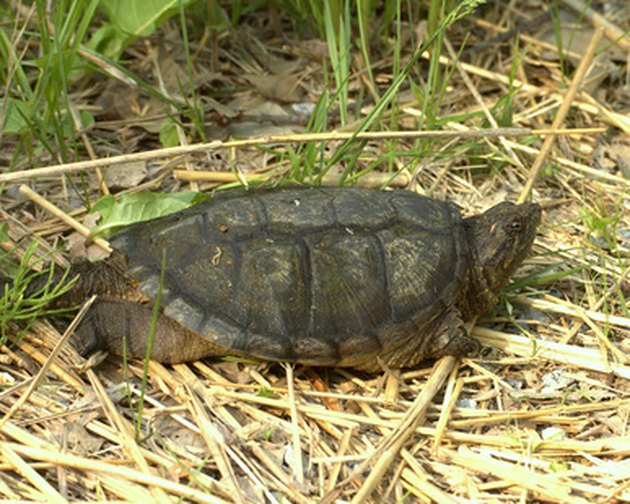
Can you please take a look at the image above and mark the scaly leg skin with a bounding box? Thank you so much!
[71,297,225,364]
[426,308,480,360]
[357,309,480,372]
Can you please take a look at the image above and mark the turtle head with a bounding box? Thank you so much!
[463,201,541,316]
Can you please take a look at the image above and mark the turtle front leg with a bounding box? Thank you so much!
[426,308,480,359]
[357,309,479,371]
[72,297,225,363]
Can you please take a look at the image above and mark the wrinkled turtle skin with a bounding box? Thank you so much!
[59,187,540,371]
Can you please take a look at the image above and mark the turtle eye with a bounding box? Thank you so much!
[510,219,523,231]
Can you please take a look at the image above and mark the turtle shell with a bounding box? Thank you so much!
[110,187,468,367]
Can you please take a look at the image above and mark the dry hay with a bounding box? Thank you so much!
[0,2,628,502]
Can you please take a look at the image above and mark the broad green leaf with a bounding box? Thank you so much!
[99,0,197,37]
[0,98,30,134]
[91,0,197,58]
[62,109,95,137]
[90,192,208,237]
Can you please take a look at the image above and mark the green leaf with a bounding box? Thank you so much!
[0,98,30,134]
[550,460,570,472]
[61,109,95,137]
[90,192,208,237]
[85,24,128,60]
[0,224,9,243]
[90,0,197,58]
[159,121,180,148]
[257,386,277,399]
[99,0,197,37]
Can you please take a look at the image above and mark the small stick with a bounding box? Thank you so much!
[2,443,66,504]
[0,296,96,431]
[18,185,112,253]
[518,27,605,204]
[86,369,172,504]
[320,356,456,503]
[444,37,526,171]
[173,171,267,183]
[349,357,457,502]
[0,127,605,185]
[174,169,410,188]
[5,442,228,504]
[432,369,463,454]
[285,363,305,486]
[185,384,245,503]
[561,0,630,49]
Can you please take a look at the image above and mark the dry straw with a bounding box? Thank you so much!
[1,4,628,502]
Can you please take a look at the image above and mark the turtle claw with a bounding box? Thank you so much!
[427,309,480,359]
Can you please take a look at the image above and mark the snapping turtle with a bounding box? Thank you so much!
[46,187,541,370]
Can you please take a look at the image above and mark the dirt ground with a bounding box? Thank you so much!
[0,1,628,502]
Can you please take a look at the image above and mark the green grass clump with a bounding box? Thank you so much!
[0,243,77,346]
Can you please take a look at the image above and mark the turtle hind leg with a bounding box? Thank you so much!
[72,298,225,363]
